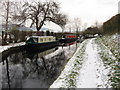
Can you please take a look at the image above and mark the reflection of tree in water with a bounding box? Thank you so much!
[2,54,24,88]
[2,49,67,88]
[2,58,11,89]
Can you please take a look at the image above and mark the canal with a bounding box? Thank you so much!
[1,44,78,89]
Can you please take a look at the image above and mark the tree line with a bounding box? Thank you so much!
[1,0,68,45]
[2,28,57,44]
[1,0,119,45]
[80,14,120,36]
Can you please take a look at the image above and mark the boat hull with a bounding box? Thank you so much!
[59,38,78,46]
[23,41,59,53]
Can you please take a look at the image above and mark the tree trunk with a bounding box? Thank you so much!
[4,1,10,44]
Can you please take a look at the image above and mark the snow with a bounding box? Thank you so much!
[77,39,98,88]
[77,38,111,88]
[49,40,88,88]
[1,37,116,88]
[0,42,25,53]
[49,38,112,88]
[95,37,118,88]
[1,43,78,88]
[45,44,78,60]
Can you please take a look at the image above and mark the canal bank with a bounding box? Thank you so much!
[0,42,25,62]
[50,38,113,88]
[1,41,60,61]
[1,43,78,88]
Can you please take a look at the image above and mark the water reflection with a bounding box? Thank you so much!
[2,46,73,89]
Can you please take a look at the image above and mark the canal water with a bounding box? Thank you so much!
[1,44,78,89]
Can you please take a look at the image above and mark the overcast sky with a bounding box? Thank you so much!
[59,0,119,26]
[1,0,119,32]
[45,0,119,31]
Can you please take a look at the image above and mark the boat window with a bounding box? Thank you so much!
[40,38,43,42]
[44,38,46,41]
[49,38,51,41]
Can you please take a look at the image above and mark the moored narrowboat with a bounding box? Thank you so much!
[24,36,59,52]
[59,35,78,46]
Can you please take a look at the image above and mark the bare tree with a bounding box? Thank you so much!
[14,0,67,32]
[82,23,87,31]
[50,13,68,33]
[12,1,26,25]
[10,26,19,43]
[1,0,11,42]
[94,20,100,28]
[1,0,23,44]
[73,17,81,35]
[65,19,73,33]
[67,24,72,33]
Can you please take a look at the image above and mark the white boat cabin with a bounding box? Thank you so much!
[26,36,56,44]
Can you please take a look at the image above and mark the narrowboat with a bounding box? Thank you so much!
[59,35,78,46]
[24,36,59,52]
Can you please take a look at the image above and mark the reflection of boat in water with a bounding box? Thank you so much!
[38,48,57,57]
[24,36,59,52]
[26,47,58,59]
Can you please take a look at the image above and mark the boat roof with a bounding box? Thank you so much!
[30,36,54,38]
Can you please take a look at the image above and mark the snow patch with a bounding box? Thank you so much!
[0,42,25,53]
[50,38,112,88]
[45,44,77,60]
[77,38,111,88]
[49,40,88,88]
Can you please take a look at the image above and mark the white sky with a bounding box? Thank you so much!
[59,0,119,26]
[45,0,119,31]
[1,0,119,32]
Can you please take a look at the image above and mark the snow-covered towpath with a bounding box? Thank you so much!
[77,38,110,88]
[77,39,99,88]
[50,38,111,88]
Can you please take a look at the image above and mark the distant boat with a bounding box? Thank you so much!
[24,36,59,52]
[59,35,78,46]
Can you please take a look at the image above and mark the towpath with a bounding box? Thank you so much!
[50,38,113,88]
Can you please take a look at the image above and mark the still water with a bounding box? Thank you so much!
[1,45,77,89]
